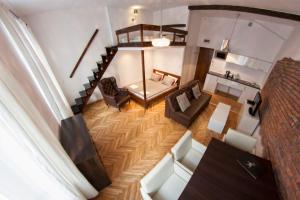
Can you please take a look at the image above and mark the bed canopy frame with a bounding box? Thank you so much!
[115,24,186,108]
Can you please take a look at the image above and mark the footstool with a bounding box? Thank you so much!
[208,103,231,134]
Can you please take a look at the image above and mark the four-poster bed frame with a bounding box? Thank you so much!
[115,24,185,108]
[128,54,181,108]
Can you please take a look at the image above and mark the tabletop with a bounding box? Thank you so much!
[179,138,280,200]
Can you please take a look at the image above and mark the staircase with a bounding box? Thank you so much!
[71,46,118,114]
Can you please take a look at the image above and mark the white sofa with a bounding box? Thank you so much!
[171,130,207,175]
[140,153,191,200]
[223,128,257,154]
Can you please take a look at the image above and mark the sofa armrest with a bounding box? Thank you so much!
[140,187,153,200]
[174,161,192,182]
[192,139,207,154]
[165,97,177,113]
[103,94,116,101]
[117,88,129,95]
[174,160,193,176]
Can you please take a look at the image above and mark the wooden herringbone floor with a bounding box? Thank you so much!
[83,94,241,200]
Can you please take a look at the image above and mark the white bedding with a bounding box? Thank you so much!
[127,79,177,100]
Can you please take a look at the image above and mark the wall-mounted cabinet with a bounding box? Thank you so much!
[226,53,272,73]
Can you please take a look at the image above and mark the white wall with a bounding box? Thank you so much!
[107,6,154,44]
[153,6,188,27]
[25,5,113,104]
[106,49,153,87]
[276,24,300,60]
[152,47,185,76]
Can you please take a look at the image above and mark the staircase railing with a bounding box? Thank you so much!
[69,29,99,78]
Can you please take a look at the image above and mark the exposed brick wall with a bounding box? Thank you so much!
[260,58,300,200]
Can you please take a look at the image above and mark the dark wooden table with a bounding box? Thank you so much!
[179,138,280,200]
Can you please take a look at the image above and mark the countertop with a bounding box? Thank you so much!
[208,71,261,90]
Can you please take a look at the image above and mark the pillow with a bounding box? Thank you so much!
[192,84,201,99]
[176,92,191,112]
[162,76,175,86]
[167,75,178,86]
[185,88,194,101]
[151,73,162,82]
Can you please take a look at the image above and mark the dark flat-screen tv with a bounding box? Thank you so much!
[248,92,262,116]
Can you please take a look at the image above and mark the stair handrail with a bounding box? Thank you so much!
[70,29,99,78]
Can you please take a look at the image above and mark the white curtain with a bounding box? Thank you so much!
[0,64,98,199]
[0,4,98,200]
[0,4,72,123]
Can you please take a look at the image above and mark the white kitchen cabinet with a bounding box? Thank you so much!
[204,73,260,103]
[203,74,218,93]
[238,86,259,103]
[237,102,260,135]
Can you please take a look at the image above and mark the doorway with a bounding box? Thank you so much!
[194,47,214,86]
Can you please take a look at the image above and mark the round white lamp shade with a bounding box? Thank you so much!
[151,37,170,47]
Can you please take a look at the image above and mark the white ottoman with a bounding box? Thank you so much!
[208,103,231,134]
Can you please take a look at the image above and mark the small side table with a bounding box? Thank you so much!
[237,102,260,135]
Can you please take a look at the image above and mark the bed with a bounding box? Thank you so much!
[126,69,181,108]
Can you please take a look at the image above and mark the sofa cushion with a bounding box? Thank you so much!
[185,88,194,101]
[176,93,191,112]
[182,94,211,119]
[192,84,201,99]
[180,148,204,172]
[169,94,181,112]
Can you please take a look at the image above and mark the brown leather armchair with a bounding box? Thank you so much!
[98,77,130,111]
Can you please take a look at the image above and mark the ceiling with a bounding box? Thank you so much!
[3,0,300,17]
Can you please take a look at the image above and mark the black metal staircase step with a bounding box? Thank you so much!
[97,62,106,71]
[83,83,94,95]
[71,105,81,115]
[79,90,87,97]
[88,76,97,87]
[105,47,112,55]
[101,55,109,63]
[75,97,84,106]
[83,82,92,90]
[92,68,100,80]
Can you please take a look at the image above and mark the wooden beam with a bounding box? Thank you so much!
[162,24,186,28]
[116,24,188,35]
[141,50,147,106]
[188,5,300,22]
[70,29,99,78]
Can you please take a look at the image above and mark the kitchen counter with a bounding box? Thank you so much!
[208,71,261,90]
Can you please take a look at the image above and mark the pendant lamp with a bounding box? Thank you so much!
[151,0,170,47]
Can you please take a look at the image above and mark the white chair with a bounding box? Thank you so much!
[223,128,257,154]
[140,153,191,200]
[171,130,207,175]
